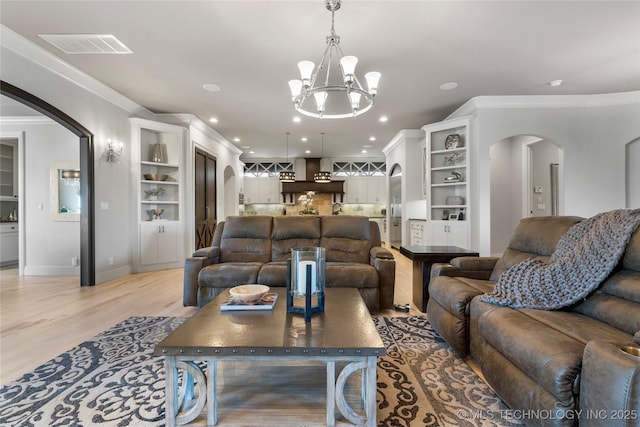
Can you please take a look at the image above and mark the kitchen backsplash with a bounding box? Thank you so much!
[242,193,385,217]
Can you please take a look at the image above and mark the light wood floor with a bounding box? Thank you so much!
[0,246,419,385]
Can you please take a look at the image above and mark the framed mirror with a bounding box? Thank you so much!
[50,161,80,221]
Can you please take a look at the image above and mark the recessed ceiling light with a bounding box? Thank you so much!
[249,150,255,154]
[233,137,241,142]
[369,136,376,141]
[549,79,563,87]
[361,149,368,153]
[209,117,218,124]
[305,150,311,154]
[379,116,388,123]
[439,82,458,90]
[301,137,308,142]
[293,116,301,123]
[203,83,221,92]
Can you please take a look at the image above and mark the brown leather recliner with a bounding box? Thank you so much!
[427,214,640,427]
[183,215,395,313]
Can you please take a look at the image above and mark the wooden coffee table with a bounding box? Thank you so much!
[154,287,385,426]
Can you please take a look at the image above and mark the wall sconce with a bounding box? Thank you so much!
[106,139,123,163]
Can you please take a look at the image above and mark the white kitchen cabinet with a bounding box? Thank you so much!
[243,176,280,204]
[410,220,426,246]
[0,142,18,201]
[140,222,180,265]
[131,118,185,272]
[346,176,386,203]
[428,221,469,248]
[0,223,18,265]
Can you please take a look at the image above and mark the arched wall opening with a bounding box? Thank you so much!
[1,80,95,286]
[489,134,563,255]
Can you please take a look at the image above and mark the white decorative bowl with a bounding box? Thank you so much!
[229,284,269,302]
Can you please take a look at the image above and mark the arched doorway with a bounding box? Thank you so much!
[389,163,402,249]
[1,81,95,286]
[223,165,237,219]
[489,135,563,254]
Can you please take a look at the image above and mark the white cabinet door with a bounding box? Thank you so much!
[261,177,280,203]
[367,176,386,203]
[243,178,259,204]
[0,226,18,264]
[427,221,468,248]
[140,222,180,265]
[345,176,362,203]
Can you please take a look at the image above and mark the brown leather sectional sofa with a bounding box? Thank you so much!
[183,215,395,313]
[428,215,640,426]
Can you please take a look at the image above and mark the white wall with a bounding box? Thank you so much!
[1,119,82,274]
[1,26,241,282]
[628,138,640,208]
[452,93,640,255]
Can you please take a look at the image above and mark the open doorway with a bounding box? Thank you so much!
[489,135,563,254]
[389,164,402,249]
[1,81,95,286]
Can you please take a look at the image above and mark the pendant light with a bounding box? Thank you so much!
[279,132,296,182]
[314,132,332,183]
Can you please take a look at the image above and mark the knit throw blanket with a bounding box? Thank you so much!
[480,209,640,310]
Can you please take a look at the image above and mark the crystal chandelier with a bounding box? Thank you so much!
[288,0,381,119]
[279,132,296,182]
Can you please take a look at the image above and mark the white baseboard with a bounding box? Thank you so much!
[23,266,80,276]
[96,265,133,284]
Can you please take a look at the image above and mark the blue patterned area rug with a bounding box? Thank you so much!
[0,316,521,426]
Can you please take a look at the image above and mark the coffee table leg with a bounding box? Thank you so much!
[365,356,377,427]
[165,356,177,427]
[207,359,218,425]
[326,361,336,426]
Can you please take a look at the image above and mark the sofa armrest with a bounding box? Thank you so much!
[370,247,396,310]
[579,339,640,426]
[183,247,221,307]
[430,256,499,281]
[193,246,221,262]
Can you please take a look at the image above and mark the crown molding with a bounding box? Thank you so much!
[158,113,243,156]
[448,91,640,119]
[0,116,55,125]
[1,25,152,116]
[382,129,425,155]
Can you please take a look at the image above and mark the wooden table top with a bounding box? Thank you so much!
[154,288,385,358]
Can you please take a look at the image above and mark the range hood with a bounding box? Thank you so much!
[281,158,344,203]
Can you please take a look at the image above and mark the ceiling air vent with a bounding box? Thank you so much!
[38,34,132,54]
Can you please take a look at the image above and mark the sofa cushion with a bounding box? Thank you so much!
[490,216,582,281]
[471,298,584,403]
[270,216,321,261]
[326,262,378,289]
[320,216,372,263]
[571,270,640,335]
[219,216,273,263]
[257,261,287,287]
[198,262,263,288]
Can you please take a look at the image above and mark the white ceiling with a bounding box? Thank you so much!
[1,1,639,160]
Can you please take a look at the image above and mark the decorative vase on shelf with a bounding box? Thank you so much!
[151,143,166,163]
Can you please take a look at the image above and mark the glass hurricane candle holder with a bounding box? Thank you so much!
[286,247,325,321]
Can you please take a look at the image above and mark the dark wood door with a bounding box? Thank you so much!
[195,148,217,249]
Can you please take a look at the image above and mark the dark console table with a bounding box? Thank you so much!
[400,245,479,312]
